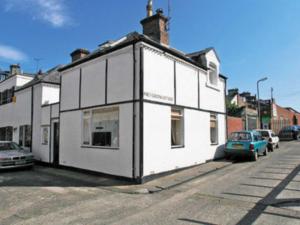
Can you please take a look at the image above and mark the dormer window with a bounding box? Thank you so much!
[208,62,218,86]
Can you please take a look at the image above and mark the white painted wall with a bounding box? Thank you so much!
[107,46,134,103]
[0,75,33,92]
[16,75,34,87]
[199,73,225,113]
[176,62,198,108]
[143,48,175,104]
[81,60,106,107]
[59,103,134,178]
[0,88,32,143]
[42,84,60,105]
[60,69,80,111]
[143,102,226,176]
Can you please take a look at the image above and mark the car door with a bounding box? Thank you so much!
[257,133,266,153]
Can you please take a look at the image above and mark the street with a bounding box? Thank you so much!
[1,141,300,225]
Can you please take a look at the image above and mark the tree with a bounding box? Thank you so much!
[226,99,242,117]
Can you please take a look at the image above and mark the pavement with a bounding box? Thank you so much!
[0,141,300,225]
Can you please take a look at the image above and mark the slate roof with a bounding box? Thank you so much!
[15,65,62,92]
[58,32,227,80]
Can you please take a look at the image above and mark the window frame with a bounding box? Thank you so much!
[81,106,120,150]
[210,114,219,145]
[171,107,185,149]
[41,126,49,145]
[19,125,32,148]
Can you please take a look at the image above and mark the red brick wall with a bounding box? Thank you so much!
[275,105,300,125]
[227,116,243,136]
[271,105,300,134]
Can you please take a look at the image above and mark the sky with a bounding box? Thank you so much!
[0,0,299,111]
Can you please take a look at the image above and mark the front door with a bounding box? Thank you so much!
[53,122,60,166]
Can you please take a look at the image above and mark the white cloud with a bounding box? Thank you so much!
[0,45,27,61]
[4,0,71,27]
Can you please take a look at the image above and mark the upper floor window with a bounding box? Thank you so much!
[0,87,15,105]
[208,63,218,86]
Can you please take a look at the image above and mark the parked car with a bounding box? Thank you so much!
[225,131,268,161]
[0,141,34,169]
[256,129,279,151]
[278,126,300,141]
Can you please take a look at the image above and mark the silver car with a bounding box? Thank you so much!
[0,141,34,169]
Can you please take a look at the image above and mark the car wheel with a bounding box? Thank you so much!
[251,151,258,161]
[225,153,231,160]
[263,147,268,156]
[269,145,274,152]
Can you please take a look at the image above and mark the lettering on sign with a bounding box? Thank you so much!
[144,92,173,102]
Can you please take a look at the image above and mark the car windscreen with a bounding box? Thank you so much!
[229,132,252,141]
[260,131,269,137]
[0,142,21,151]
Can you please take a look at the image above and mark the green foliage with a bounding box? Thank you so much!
[226,99,242,117]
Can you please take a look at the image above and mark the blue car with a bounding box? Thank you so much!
[225,131,268,161]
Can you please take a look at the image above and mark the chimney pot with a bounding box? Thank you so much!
[10,64,21,75]
[140,8,169,45]
[70,48,90,62]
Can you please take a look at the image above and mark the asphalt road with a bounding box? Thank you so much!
[1,141,300,225]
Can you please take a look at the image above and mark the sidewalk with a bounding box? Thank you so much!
[35,160,233,194]
[103,160,233,194]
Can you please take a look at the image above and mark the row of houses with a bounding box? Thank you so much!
[0,7,227,182]
[227,88,300,135]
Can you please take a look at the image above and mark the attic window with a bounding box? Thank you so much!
[208,63,218,86]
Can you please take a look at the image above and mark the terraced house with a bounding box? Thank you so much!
[57,5,227,183]
[0,3,227,183]
[0,64,61,161]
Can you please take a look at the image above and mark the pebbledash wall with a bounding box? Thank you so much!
[59,41,227,181]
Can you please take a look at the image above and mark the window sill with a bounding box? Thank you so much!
[81,145,119,150]
[206,82,220,92]
[172,145,185,149]
[211,143,219,146]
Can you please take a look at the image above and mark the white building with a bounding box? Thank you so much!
[57,8,227,182]
[0,7,227,183]
[0,64,61,164]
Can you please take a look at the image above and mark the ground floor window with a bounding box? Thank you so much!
[19,125,31,148]
[41,126,49,145]
[82,107,119,148]
[0,126,13,141]
[171,108,184,147]
[210,114,218,144]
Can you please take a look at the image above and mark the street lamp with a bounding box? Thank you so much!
[257,77,268,129]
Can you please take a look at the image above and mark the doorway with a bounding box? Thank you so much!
[52,122,60,166]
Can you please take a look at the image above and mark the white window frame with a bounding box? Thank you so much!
[41,126,49,145]
[19,125,31,148]
[81,106,120,149]
[171,107,184,148]
[206,62,219,91]
[210,114,219,145]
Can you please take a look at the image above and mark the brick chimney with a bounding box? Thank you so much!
[140,8,169,45]
[10,64,21,75]
[70,48,90,62]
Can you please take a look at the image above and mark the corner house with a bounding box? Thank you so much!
[58,9,227,183]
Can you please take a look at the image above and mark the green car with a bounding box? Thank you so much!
[225,131,268,161]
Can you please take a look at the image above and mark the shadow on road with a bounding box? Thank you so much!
[235,162,300,225]
[0,166,132,187]
[178,218,218,225]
